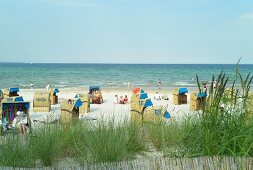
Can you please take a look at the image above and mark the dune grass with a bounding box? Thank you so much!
[74,120,146,164]
[145,69,253,157]
[0,136,36,168]
[0,119,146,168]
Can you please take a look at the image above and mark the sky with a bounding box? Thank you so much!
[0,0,253,64]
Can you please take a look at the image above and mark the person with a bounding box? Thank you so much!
[30,82,34,88]
[128,82,131,88]
[114,95,119,104]
[46,82,50,90]
[213,81,217,89]
[162,95,169,100]
[12,111,27,134]
[123,95,128,103]
[95,91,102,104]
[119,96,125,104]
[202,82,207,94]
[154,92,161,100]
[158,79,162,90]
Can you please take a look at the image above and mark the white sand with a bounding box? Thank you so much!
[18,88,193,126]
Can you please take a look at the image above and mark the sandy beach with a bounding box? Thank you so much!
[18,87,193,126]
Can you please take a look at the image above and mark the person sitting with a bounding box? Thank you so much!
[123,95,128,104]
[119,96,125,104]
[154,92,161,100]
[114,95,119,104]
[12,111,27,134]
[95,91,102,104]
[162,95,169,100]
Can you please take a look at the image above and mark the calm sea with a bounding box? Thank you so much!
[0,63,252,89]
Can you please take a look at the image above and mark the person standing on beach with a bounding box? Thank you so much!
[30,82,34,88]
[158,79,162,90]
[202,82,207,94]
[46,82,50,90]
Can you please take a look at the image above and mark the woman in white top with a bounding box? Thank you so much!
[12,111,27,134]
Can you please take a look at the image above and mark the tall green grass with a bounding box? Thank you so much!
[30,124,65,166]
[0,118,146,168]
[146,68,253,157]
[0,136,36,167]
[74,119,146,164]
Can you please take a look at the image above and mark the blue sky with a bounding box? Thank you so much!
[0,0,253,64]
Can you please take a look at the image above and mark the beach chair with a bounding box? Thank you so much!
[1,101,31,135]
[75,93,90,114]
[246,93,253,117]
[173,88,188,105]
[60,98,82,124]
[131,98,153,124]
[49,88,59,105]
[33,91,51,112]
[89,86,103,104]
[0,96,24,113]
[2,87,20,98]
[190,92,207,111]
[130,89,153,124]
[144,105,171,125]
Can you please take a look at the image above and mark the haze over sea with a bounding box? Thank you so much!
[0,63,252,90]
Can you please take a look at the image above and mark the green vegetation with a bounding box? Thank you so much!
[145,69,253,157]
[0,120,146,168]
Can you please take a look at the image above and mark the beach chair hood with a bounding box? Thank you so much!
[54,88,59,93]
[140,93,148,99]
[89,86,100,93]
[9,87,19,93]
[144,99,153,107]
[75,99,83,107]
[178,88,188,94]
[198,92,207,98]
[132,88,144,94]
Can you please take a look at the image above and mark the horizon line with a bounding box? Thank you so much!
[0,62,252,65]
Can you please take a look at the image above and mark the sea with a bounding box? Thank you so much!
[0,63,252,90]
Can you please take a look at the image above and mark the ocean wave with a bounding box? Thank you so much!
[18,84,31,87]
[55,84,68,87]
[132,83,147,86]
[174,82,188,84]
[59,81,68,84]
[174,82,196,86]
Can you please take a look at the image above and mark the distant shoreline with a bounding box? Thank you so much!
[1,62,253,65]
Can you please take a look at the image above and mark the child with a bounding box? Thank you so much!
[114,95,119,104]
[124,95,128,104]
[119,96,125,104]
